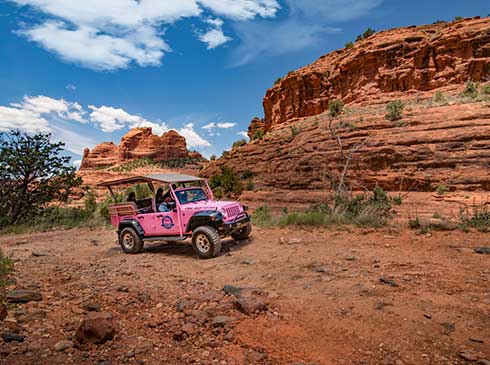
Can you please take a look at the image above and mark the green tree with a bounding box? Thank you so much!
[328,99,345,118]
[232,139,247,149]
[0,130,82,226]
[363,28,376,39]
[345,41,354,49]
[385,100,405,121]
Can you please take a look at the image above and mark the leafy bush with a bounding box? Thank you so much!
[84,188,97,213]
[435,184,449,196]
[345,41,354,49]
[363,28,376,39]
[252,129,264,141]
[459,203,490,232]
[385,100,405,121]
[290,126,300,138]
[254,187,394,229]
[232,139,247,149]
[481,84,490,95]
[209,167,243,197]
[210,155,217,161]
[0,249,13,287]
[462,80,478,99]
[241,170,253,179]
[433,91,446,103]
[274,77,282,85]
[328,99,345,118]
[245,181,255,191]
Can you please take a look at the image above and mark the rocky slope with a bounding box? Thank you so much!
[203,17,490,192]
[80,128,203,170]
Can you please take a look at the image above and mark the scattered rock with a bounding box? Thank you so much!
[83,303,101,312]
[469,337,484,343]
[279,237,302,245]
[212,315,236,327]
[0,303,7,321]
[76,312,116,344]
[90,240,99,246]
[346,255,356,261]
[240,258,256,265]
[31,251,48,257]
[176,299,195,312]
[423,314,432,319]
[1,332,25,343]
[313,266,328,273]
[459,350,479,362]
[7,289,42,303]
[379,277,398,287]
[478,359,490,365]
[474,247,490,254]
[234,297,267,315]
[54,340,74,352]
[441,322,455,335]
[248,350,266,362]
[223,285,244,297]
[181,323,197,336]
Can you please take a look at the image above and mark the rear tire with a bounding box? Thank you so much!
[119,227,144,254]
[231,222,252,241]
[192,226,222,259]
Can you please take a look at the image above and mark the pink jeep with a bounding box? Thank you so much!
[98,173,251,259]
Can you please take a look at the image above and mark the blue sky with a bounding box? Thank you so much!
[0,1,488,164]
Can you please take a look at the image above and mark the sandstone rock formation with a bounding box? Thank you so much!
[80,128,202,170]
[263,17,490,130]
[203,17,490,192]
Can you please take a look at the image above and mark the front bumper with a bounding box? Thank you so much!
[219,212,250,236]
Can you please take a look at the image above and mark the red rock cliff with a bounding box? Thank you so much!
[263,17,490,130]
[80,128,201,170]
[202,17,490,192]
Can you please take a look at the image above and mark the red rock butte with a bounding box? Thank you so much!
[80,127,201,170]
[204,17,490,192]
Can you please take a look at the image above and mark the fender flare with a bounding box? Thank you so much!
[185,210,224,232]
[118,219,145,237]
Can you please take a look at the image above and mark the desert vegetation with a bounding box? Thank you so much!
[110,156,203,173]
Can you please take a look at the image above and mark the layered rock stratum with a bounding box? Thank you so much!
[203,17,490,192]
[80,128,201,170]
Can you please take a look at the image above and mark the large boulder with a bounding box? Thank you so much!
[7,289,42,303]
[76,312,116,344]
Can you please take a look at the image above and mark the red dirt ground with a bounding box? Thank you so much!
[0,225,489,365]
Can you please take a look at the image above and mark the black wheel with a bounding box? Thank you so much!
[119,227,144,254]
[192,226,222,259]
[231,223,252,241]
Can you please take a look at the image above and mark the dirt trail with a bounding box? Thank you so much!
[0,226,489,364]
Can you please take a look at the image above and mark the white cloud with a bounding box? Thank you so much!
[199,17,231,49]
[217,122,236,129]
[11,0,280,70]
[287,0,383,21]
[73,159,82,167]
[88,105,154,132]
[66,83,77,91]
[0,95,85,133]
[237,131,249,139]
[202,121,236,130]
[179,123,211,148]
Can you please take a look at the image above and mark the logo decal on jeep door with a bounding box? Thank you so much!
[162,216,174,229]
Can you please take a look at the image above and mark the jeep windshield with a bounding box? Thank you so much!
[174,188,208,204]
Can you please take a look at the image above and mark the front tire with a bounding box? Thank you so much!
[119,227,144,254]
[231,223,252,241]
[192,226,222,259]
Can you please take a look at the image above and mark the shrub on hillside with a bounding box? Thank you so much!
[481,84,490,95]
[363,28,376,39]
[459,203,490,232]
[252,129,264,141]
[433,91,446,103]
[328,99,345,118]
[232,139,247,149]
[462,80,478,99]
[274,77,282,85]
[345,41,354,49]
[209,167,243,198]
[385,100,404,121]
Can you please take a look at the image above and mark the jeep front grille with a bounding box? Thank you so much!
[225,205,241,218]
